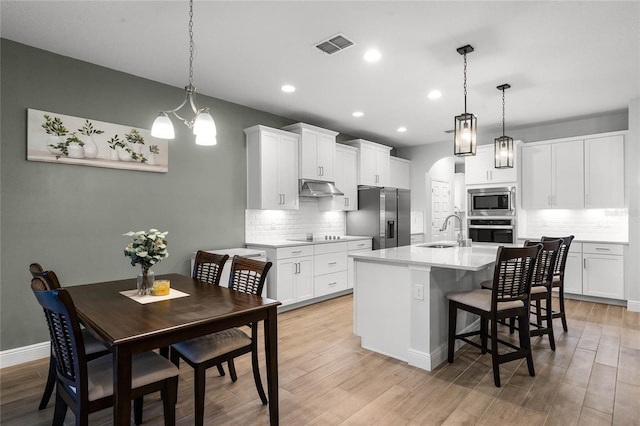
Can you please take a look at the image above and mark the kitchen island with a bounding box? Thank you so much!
[349,243,498,371]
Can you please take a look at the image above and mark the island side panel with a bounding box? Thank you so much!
[354,259,411,362]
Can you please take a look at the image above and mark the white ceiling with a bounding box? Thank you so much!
[1,1,639,148]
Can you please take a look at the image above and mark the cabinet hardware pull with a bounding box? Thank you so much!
[328,261,337,265]
[595,247,610,251]
[282,194,285,205]
[548,195,552,206]
[292,250,302,254]
[328,281,337,286]
[357,243,365,247]
[584,259,587,269]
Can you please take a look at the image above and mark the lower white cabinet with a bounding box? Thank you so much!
[582,243,624,299]
[314,242,348,297]
[562,244,583,295]
[347,239,373,288]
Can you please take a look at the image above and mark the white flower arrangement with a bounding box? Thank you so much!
[123,229,169,268]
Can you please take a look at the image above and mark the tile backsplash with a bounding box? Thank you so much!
[246,198,345,242]
[520,208,628,242]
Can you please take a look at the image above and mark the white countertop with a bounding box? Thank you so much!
[246,235,371,249]
[349,243,499,271]
[517,236,628,245]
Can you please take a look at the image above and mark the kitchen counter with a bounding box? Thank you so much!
[517,236,628,245]
[352,242,496,372]
[348,243,498,271]
[245,235,371,249]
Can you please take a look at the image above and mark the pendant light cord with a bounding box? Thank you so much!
[502,87,506,136]
[463,53,468,114]
[188,0,194,88]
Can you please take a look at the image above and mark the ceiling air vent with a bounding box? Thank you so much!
[315,34,354,55]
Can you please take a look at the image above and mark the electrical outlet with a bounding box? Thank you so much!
[414,284,424,300]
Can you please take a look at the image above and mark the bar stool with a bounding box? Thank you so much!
[541,235,575,332]
[447,244,541,387]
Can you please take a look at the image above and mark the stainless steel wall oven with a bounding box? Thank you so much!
[467,218,515,244]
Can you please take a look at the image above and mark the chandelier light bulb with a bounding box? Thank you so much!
[195,134,217,146]
[193,111,217,136]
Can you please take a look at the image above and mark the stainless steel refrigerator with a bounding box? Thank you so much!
[346,187,411,250]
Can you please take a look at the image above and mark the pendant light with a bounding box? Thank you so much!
[454,45,477,157]
[151,0,217,146]
[494,84,513,168]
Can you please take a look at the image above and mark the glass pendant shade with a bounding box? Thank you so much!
[494,135,514,168]
[195,134,217,146]
[151,113,175,139]
[193,111,217,136]
[454,113,477,156]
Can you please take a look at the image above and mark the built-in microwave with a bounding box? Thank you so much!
[468,218,515,244]
[468,187,515,216]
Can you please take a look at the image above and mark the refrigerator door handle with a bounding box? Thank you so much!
[387,220,395,239]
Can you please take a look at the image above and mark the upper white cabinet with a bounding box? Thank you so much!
[319,144,358,211]
[465,144,518,185]
[522,140,584,209]
[282,123,338,182]
[389,157,411,189]
[521,133,625,209]
[343,139,391,187]
[584,135,625,208]
[245,125,299,210]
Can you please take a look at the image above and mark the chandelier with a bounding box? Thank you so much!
[151,0,216,146]
[453,44,477,157]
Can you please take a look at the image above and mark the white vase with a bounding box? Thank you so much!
[147,152,156,165]
[82,135,98,158]
[118,147,132,162]
[67,142,84,159]
[46,135,65,156]
[130,143,142,155]
[110,148,119,161]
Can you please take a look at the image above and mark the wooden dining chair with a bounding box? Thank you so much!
[525,239,562,350]
[447,244,541,387]
[541,235,575,332]
[171,255,273,426]
[29,264,110,410]
[31,276,179,426]
[192,250,229,285]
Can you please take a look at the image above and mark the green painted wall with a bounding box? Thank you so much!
[0,39,295,350]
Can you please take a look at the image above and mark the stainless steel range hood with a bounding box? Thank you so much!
[299,179,344,197]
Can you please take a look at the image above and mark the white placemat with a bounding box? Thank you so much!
[119,288,190,304]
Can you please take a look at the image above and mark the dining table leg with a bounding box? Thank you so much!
[113,345,133,425]
[264,306,279,426]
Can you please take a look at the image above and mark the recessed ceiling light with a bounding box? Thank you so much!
[427,90,442,100]
[397,126,407,133]
[352,111,364,117]
[363,49,381,62]
[281,84,296,93]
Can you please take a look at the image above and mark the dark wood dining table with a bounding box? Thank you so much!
[65,273,281,425]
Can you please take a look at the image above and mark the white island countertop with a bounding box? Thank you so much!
[349,243,499,271]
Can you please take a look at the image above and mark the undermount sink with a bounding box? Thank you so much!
[418,242,458,249]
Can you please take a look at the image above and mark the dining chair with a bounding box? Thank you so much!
[31,276,179,426]
[171,255,273,426]
[525,239,562,350]
[541,235,575,332]
[447,244,541,387]
[29,264,110,410]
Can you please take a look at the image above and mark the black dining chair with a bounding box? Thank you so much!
[170,255,272,426]
[29,263,110,410]
[447,244,541,387]
[541,235,575,332]
[31,276,179,426]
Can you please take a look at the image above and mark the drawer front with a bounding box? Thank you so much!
[314,241,348,255]
[314,271,348,297]
[582,243,623,256]
[276,245,314,259]
[348,239,372,251]
[314,252,348,275]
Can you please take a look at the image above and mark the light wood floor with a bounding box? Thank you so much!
[2,295,639,425]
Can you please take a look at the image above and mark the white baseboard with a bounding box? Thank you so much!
[628,299,640,312]
[0,341,49,369]
[408,319,480,371]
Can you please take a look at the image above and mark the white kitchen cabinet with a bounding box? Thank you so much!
[276,257,314,305]
[389,157,411,189]
[584,135,625,208]
[314,242,348,297]
[319,144,358,211]
[561,243,583,295]
[582,243,624,300]
[521,140,584,209]
[245,125,299,210]
[343,139,391,187]
[282,122,338,182]
[347,239,373,288]
[465,144,518,185]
